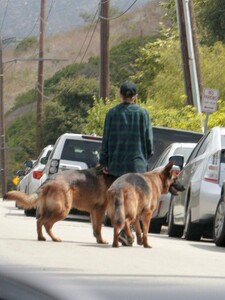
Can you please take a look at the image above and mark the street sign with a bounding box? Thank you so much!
[202,88,219,113]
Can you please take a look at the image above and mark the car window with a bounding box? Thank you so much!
[196,132,212,156]
[186,131,211,163]
[153,147,171,168]
[61,139,101,167]
[173,147,194,163]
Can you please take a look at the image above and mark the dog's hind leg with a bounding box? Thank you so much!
[124,219,135,245]
[44,211,68,242]
[91,207,108,244]
[141,209,152,248]
[37,217,46,241]
[44,219,62,242]
[112,227,120,247]
[134,219,143,246]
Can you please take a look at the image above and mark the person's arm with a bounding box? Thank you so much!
[99,112,111,168]
[146,112,154,158]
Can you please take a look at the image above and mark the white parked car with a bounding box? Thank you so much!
[17,144,53,216]
[168,127,225,241]
[41,133,101,181]
[149,142,197,233]
[40,133,102,220]
[17,144,53,195]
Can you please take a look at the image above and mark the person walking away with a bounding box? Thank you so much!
[99,81,154,246]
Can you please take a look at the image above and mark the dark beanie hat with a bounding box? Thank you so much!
[120,82,137,97]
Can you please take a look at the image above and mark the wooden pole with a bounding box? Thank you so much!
[36,0,46,155]
[100,0,110,102]
[176,0,193,105]
[0,36,7,195]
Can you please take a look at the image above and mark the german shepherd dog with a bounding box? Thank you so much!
[106,161,177,248]
[4,168,115,243]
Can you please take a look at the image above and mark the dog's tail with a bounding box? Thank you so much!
[108,189,125,230]
[3,190,39,209]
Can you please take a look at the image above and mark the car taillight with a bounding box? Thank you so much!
[204,151,220,183]
[33,170,43,179]
[173,169,181,176]
[49,159,59,174]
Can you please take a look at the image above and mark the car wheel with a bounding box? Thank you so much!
[184,208,202,241]
[214,196,225,247]
[168,197,183,238]
[149,222,162,234]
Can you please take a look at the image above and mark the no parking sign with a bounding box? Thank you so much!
[202,88,219,113]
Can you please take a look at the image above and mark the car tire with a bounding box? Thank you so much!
[149,222,162,234]
[214,196,225,247]
[168,197,183,238]
[184,208,202,241]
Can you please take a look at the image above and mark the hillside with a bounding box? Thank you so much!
[1,0,153,38]
[3,0,164,119]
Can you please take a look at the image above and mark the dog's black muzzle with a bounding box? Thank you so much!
[169,181,186,196]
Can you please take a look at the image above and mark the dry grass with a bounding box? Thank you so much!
[3,1,163,114]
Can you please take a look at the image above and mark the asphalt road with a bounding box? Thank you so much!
[1,199,225,300]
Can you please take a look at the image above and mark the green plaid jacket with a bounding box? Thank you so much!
[99,102,153,177]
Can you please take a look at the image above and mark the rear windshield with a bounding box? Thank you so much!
[61,139,101,168]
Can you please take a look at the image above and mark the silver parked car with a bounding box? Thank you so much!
[168,127,225,241]
[213,181,225,247]
[149,142,196,233]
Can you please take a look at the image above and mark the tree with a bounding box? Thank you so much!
[196,0,225,45]
[109,36,156,86]
[162,0,225,45]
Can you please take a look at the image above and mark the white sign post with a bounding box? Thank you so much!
[202,88,219,133]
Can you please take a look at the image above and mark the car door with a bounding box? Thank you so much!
[173,133,211,224]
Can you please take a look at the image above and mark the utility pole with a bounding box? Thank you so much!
[176,0,193,106]
[100,0,110,102]
[36,0,46,156]
[0,36,7,195]
[182,0,201,115]
[189,0,202,101]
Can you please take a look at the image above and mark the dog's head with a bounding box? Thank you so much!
[159,161,177,194]
[160,161,185,195]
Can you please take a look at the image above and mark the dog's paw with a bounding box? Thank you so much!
[38,236,46,241]
[97,239,108,244]
[137,238,143,246]
[143,243,152,248]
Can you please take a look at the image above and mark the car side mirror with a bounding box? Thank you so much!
[16,169,26,177]
[40,157,48,165]
[169,155,184,170]
[24,160,33,168]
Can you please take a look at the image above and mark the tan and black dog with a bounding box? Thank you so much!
[4,168,115,243]
[106,161,177,248]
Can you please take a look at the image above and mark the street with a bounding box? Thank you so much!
[1,199,225,300]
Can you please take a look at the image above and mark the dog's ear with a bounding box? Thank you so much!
[164,161,174,175]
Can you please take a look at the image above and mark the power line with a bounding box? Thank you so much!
[73,5,100,64]
[99,0,138,20]
[45,4,101,101]
[80,18,100,64]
